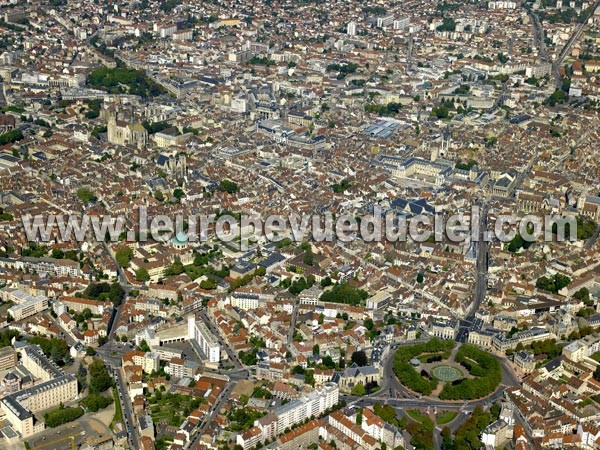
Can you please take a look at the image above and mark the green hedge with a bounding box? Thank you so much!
[393,339,455,395]
[439,344,501,400]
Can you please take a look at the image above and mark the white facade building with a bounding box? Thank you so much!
[187,316,220,363]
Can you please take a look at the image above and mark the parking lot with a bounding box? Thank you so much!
[25,411,113,450]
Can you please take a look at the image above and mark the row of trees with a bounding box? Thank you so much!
[439,345,501,400]
[44,405,84,428]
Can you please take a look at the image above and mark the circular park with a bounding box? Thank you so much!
[393,338,502,400]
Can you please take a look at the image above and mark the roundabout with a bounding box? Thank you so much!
[431,365,463,382]
[392,338,502,400]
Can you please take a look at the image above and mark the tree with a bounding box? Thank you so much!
[321,277,332,287]
[87,66,164,97]
[0,129,23,145]
[536,273,571,293]
[82,393,112,412]
[452,406,491,450]
[108,282,125,307]
[76,187,96,204]
[351,350,368,367]
[173,188,185,201]
[416,272,424,283]
[313,344,320,355]
[115,246,133,267]
[303,247,314,266]
[218,179,239,194]
[139,339,151,353]
[373,403,400,427]
[351,384,366,396]
[321,355,336,369]
[573,287,591,304]
[86,346,96,356]
[441,426,453,450]
[356,408,363,425]
[165,259,185,277]
[88,359,113,394]
[29,336,69,364]
[304,370,315,387]
[135,267,150,282]
[44,406,84,427]
[320,283,368,306]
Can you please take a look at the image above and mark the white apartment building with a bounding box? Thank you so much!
[21,257,80,277]
[347,22,357,36]
[228,292,262,310]
[562,334,600,363]
[8,295,48,321]
[131,352,160,374]
[187,316,220,363]
[272,382,338,433]
[153,23,176,38]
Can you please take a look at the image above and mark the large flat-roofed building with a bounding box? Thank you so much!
[0,345,78,438]
[187,316,220,363]
[562,334,600,363]
[0,347,17,370]
[1,289,41,305]
[271,382,338,434]
[362,120,401,139]
[8,295,48,321]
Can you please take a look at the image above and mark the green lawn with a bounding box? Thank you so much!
[111,388,123,429]
[407,409,430,423]
[436,411,458,425]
